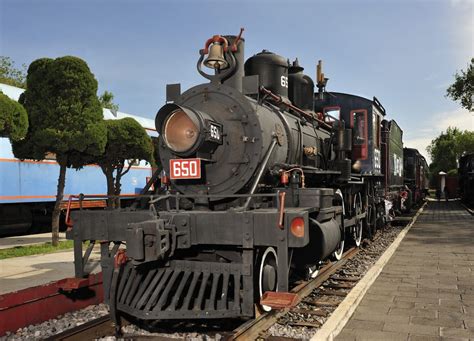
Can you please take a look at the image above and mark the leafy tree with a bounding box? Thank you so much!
[151,136,160,170]
[0,56,27,88]
[16,56,106,245]
[446,58,474,111]
[96,118,153,208]
[427,126,474,178]
[0,91,28,140]
[99,90,119,111]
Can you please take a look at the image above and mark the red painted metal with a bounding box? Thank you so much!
[169,158,202,180]
[0,273,103,336]
[59,277,92,291]
[114,249,128,268]
[260,291,299,309]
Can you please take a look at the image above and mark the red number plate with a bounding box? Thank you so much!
[169,158,201,179]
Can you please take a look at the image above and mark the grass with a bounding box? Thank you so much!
[0,240,75,260]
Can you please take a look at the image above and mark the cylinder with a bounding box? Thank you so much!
[295,218,341,264]
[223,35,245,92]
[288,59,314,110]
[244,50,289,98]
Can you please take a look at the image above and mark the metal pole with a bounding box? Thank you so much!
[243,138,278,210]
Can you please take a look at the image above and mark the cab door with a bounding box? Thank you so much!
[350,109,368,160]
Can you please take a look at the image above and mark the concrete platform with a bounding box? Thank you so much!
[335,201,474,340]
[0,245,101,294]
[0,232,66,250]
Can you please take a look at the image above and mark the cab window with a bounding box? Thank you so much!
[323,106,340,124]
[351,110,367,145]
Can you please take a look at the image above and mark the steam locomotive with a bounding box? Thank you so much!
[404,148,429,208]
[68,30,422,325]
[459,153,474,206]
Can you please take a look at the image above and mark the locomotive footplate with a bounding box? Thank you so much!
[114,259,252,319]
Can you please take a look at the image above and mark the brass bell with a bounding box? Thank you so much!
[204,42,228,70]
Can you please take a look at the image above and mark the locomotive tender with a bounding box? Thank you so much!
[68,30,421,324]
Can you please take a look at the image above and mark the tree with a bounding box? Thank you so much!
[16,56,106,246]
[99,90,119,111]
[95,118,153,208]
[0,56,27,88]
[446,58,474,111]
[427,127,474,177]
[0,91,28,140]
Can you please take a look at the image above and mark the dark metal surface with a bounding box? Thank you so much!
[245,50,289,98]
[288,59,314,111]
[115,259,252,319]
[231,248,359,340]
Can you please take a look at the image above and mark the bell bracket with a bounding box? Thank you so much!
[197,50,237,84]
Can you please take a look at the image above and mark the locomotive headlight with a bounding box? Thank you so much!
[163,109,200,153]
[156,103,223,156]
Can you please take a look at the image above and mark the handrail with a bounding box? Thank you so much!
[64,193,140,229]
[65,194,81,228]
[148,192,280,204]
[65,191,285,229]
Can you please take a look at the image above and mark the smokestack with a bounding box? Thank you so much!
[223,35,245,92]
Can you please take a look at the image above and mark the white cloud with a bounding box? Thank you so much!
[404,107,473,164]
[450,0,473,6]
[436,108,474,131]
[403,136,434,163]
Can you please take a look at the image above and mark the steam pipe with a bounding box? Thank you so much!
[242,138,278,210]
[259,87,331,130]
[131,169,161,209]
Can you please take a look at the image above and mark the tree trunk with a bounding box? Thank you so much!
[51,161,67,246]
[114,166,123,209]
[105,169,115,208]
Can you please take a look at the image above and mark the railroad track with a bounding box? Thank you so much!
[46,249,359,341]
[45,315,116,341]
[231,247,360,340]
[46,209,420,340]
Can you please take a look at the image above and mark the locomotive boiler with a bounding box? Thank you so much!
[67,30,367,325]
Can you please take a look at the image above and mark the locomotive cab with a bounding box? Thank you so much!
[315,92,384,176]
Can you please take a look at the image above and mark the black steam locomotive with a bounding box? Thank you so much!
[459,153,474,207]
[67,30,422,325]
[404,148,429,208]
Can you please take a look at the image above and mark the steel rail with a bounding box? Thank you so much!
[45,315,118,341]
[231,247,359,341]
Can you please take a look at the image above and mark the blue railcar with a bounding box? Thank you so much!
[0,83,157,234]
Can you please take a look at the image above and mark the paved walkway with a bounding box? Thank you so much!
[336,201,474,341]
[0,232,66,249]
[0,246,101,294]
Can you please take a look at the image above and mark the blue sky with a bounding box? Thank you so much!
[1,0,472,162]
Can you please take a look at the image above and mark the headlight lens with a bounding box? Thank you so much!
[163,110,200,153]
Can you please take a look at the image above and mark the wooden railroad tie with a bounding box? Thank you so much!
[286,320,322,328]
[331,275,360,282]
[318,289,348,297]
[324,282,355,289]
[290,308,328,317]
[303,299,340,307]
